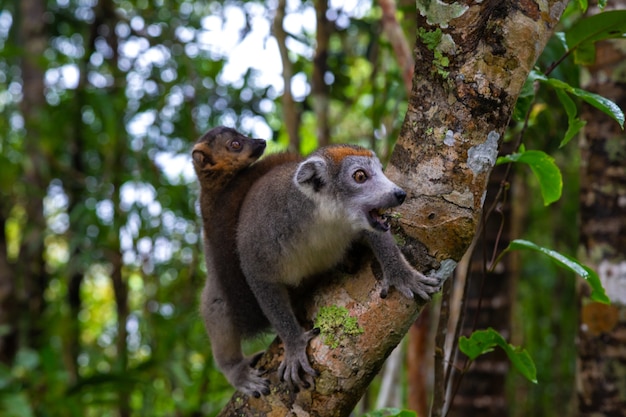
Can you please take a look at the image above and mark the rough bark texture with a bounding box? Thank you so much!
[577,34,626,417]
[219,1,566,415]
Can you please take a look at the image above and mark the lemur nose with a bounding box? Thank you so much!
[395,189,407,204]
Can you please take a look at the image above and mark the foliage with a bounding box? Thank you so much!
[458,328,537,384]
[564,10,626,64]
[500,240,609,304]
[440,1,623,414]
[497,148,562,206]
[473,2,624,414]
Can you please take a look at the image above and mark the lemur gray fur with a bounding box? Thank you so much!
[236,144,442,394]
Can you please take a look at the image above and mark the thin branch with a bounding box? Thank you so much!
[431,278,453,417]
[378,0,414,94]
[272,0,301,151]
[313,0,331,146]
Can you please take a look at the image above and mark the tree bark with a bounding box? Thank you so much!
[219,1,566,415]
[14,0,49,358]
[577,27,626,417]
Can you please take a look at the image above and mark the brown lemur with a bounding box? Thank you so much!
[193,127,443,397]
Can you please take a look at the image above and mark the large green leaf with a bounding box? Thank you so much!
[504,240,610,304]
[497,150,562,206]
[459,328,537,383]
[565,10,626,65]
[571,86,625,128]
[535,73,625,128]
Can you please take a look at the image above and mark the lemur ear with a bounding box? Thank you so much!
[192,148,215,167]
[295,156,328,192]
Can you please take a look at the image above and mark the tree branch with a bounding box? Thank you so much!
[273,0,301,151]
[378,0,414,95]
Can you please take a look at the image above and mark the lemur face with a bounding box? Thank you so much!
[294,145,406,232]
[336,154,406,232]
[192,127,266,178]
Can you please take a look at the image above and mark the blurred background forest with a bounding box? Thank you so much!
[0,0,624,416]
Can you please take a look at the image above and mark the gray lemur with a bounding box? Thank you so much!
[236,144,442,393]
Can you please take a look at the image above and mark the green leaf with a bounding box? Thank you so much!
[504,239,610,304]
[497,150,562,205]
[565,11,626,65]
[572,87,625,128]
[554,88,587,147]
[459,328,537,383]
[562,118,587,147]
[541,77,625,128]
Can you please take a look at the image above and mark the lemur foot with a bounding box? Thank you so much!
[225,355,271,398]
[278,328,320,390]
[380,270,442,300]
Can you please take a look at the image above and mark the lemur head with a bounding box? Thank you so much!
[294,144,406,232]
[192,126,266,181]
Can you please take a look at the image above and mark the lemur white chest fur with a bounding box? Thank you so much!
[278,203,358,286]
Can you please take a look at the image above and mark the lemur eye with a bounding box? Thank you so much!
[353,169,368,183]
[230,140,242,151]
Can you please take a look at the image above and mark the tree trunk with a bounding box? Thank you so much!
[577,25,626,417]
[15,0,49,357]
[218,1,566,415]
[0,200,16,364]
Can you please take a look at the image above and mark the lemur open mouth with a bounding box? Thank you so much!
[368,208,392,232]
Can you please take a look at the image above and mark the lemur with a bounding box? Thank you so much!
[236,144,442,394]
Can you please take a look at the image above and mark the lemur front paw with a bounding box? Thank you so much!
[226,356,271,398]
[380,270,442,300]
[278,328,320,390]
